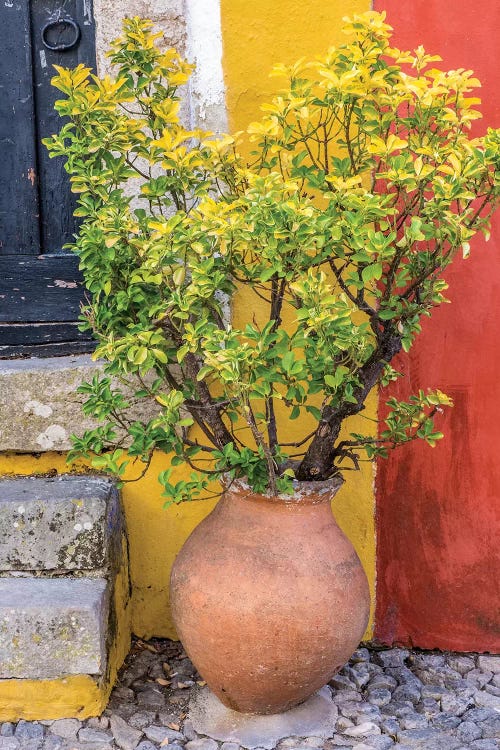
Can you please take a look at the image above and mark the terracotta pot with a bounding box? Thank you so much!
[169,479,370,714]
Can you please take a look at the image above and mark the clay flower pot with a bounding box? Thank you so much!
[169,479,370,714]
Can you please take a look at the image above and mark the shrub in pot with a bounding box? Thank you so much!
[45,11,500,714]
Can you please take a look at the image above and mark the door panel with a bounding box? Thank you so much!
[32,0,95,253]
[0,1,40,255]
[0,1,96,357]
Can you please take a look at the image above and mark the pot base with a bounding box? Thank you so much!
[189,684,338,750]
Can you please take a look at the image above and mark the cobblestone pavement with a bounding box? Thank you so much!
[1,640,499,750]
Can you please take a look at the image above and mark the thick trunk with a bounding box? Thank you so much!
[296,331,402,481]
[184,353,234,449]
[295,417,342,481]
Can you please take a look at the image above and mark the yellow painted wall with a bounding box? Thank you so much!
[220,0,370,126]
[220,0,375,637]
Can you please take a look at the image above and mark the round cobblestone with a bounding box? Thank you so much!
[1,639,499,749]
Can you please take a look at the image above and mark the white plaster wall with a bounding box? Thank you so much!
[92,0,227,132]
[185,0,227,131]
[93,0,188,73]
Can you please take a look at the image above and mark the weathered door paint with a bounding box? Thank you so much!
[0,0,95,356]
[0,1,40,256]
[374,0,500,651]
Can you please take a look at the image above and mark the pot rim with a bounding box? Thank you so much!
[221,474,344,505]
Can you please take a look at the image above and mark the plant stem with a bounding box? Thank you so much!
[296,329,402,480]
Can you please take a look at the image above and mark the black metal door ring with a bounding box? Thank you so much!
[41,18,81,52]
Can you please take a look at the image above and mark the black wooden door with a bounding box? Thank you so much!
[0,0,96,357]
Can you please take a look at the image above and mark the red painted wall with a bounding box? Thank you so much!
[374,0,500,651]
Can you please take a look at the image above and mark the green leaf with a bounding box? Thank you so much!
[377,308,395,320]
[281,351,295,373]
[305,405,322,420]
[152,348,168,363]
[260,267,276,282]
[133,347,148,365]
[361,263,383,283]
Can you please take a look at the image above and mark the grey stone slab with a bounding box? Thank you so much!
[48,719,81,740]
[0,475,121,571]
[14,721,44,739]
[0,356,159,452]
[448,656,476,675]
[190,686,338,750]
[478,656,500,674]
[365,736,395,749]
[12,740,42,750]
[474,690,500,711]
[343,721,381,737]
[366,689,392,707]
[373,650,409,669]
[126,712,157,730]
[110,715,143,750]
[0,356,103,452]
[467,669,494,689]
[0,577,108,678]
[480,716,500,738]
[457,720,482,742]
[42,737,65,750]
[0,739,19,750]
[143,725,184,743]
[186,741,219,750]
[395,728,462,748]
[78,727,113,743]
[470,741,500,750]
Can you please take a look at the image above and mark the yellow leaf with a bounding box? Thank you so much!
[155,394,171,407]
[173,267,186,286]
[386,134,408,153]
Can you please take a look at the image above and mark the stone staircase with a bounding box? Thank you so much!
[0,475,131,717]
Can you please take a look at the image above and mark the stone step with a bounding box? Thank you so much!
[0,476,121,571]
[0,577,109,679]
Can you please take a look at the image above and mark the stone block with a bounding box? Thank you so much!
[0,356,103,452]
[477,655,500,674]
[0,476,121,571]
[0,577,109,678]
[0,356,158,452]
[189,686,338,750]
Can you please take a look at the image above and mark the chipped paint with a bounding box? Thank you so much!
[81,0,93,26]
[185,0,227,130]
